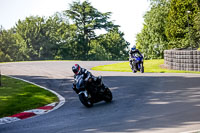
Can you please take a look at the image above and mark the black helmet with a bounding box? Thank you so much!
[72,64,81,74]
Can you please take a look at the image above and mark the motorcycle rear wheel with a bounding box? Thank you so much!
[140,63,144,73]
[104,88,112,102]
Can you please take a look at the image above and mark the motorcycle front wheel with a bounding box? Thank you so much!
[79,93,93,107]
[131,63,137,73]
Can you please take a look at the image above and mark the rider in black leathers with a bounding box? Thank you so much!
[129,45,143,71]
[72,64,106,94]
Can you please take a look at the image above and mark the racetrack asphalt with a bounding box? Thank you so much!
[0,61,200,133]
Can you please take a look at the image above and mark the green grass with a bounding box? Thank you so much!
[92,59,200,74]
[0,75,58,118]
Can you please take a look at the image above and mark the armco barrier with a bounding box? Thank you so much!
[164,50,200,71]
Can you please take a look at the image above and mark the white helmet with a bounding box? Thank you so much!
[131,45,136,51]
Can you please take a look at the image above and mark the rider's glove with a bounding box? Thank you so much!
[72,84,79,94]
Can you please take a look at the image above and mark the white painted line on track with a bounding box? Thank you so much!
[24,109,48,115]
[0,117,21,124]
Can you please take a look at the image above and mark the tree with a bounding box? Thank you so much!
[166,0,200,49]
[16,16,46,60]
[41,14,69,60]
[15,15,69,60]
[193,1,200,48]
[194,12,200,47]
[136,0,170,59]
[0,27,21,62]
[98,27,129,60]
[0,0,131,61]
[65,1,115,59]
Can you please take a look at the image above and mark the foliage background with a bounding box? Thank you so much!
[136,0,200,59]
[1,0,200,62]
[0,1,129,62]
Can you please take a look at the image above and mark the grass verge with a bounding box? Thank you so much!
[92,59,200,74]
[0,75,59,118]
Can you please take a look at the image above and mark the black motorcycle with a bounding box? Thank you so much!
[75,74,112,107]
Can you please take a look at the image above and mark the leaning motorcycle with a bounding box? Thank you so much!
[74,74,112,107]
[131,56,144,73]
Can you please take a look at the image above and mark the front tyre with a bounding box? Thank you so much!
[79,93,93,107]
[132,65,137,73]
[133,70,137,73]
[104,88,112,102]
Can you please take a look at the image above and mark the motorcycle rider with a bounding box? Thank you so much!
[129,45,143,71]
[72,64,106,94]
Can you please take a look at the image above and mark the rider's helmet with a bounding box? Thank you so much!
[131,45,136,51]
[72,64,81,75]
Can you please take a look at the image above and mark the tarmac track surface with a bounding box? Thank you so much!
[1,61,200,133]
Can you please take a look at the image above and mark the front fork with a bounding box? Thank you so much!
[79,90,91,99]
